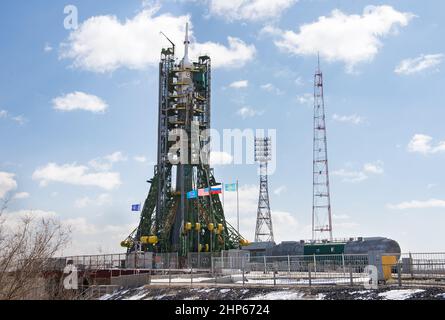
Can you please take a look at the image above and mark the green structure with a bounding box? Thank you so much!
[121,24,245,257]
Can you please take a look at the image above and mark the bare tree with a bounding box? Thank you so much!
[0,197,71,300]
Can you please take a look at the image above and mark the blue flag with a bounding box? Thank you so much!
[187,190,198,199]
[132,204,141,212]
[225,183,237,192]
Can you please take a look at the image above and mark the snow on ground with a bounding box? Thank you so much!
[378,289,425,300]
[247,291,305,300]
[151,277,214,283]
[99,289,129,300]
[236,277,369,286]
[124,287,149,300]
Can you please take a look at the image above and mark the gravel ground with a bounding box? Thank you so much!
[101,286,445,300]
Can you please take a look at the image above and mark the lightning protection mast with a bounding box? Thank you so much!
[312,57,333,242]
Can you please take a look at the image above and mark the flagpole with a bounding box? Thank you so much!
[236,180,240,235]
[222,182,225,211]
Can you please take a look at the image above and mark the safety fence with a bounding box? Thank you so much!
[383,252,445,287]
[212,254,370,286]
[48,252,179,271]
[50,252,445,288]
[143,252,445,288]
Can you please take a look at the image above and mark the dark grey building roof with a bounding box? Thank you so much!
[241,241,276,251]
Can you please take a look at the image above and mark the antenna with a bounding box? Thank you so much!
[160,31,175,51]
[317,52,321,72]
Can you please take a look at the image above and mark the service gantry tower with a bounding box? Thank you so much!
[122,24,244,256]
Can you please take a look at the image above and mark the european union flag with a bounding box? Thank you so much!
[187,190,198,199]
[132,204,141,212]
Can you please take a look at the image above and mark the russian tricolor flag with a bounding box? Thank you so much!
[210,185,222,195]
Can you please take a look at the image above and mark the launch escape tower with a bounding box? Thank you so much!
[254,137,274,243]
[122,24,244,256]
[312,58,333,241]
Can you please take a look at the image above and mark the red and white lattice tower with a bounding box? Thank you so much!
[312,57,333,241]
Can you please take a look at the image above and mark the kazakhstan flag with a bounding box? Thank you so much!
[224,183,237,192]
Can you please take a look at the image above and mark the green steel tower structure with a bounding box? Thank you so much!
[122,24,245,257]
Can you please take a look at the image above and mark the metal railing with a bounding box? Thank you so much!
[212,254,370,286]
[51,252,445,289]
[50,252,179,271]
[383,252,445,287]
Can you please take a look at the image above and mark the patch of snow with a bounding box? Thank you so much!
[349,290,370,295]
[378,289,424,300]
[151,277,213,283]
[124,287,148,300]
[248,291,305,300]
[238,276,369,286]
[220,289,231,294]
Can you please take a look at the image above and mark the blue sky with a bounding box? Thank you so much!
[1,0,445,254]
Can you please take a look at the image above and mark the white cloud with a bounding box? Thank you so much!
[332,169,368,183]
[363,161,384,175]
[63,217,98,235]
[296,93,313,105]
[333,161,383,183]
[0,110,28,125]
[60,7,255,73]
[407,134,445,155]
[104,151,127,163]
[387,199,445,210]
[261,83,284,95]
[11,115,27,125]
[44,43,53,52]
[1,210,57,231]
[0,172,18,198]
[89,151,127,171]
[134,156,147,163]
[395,54,444,75]
[75,193,112,208]
[32,163,121,190]
[237,107,263,119]
[229,80,249,89]
[272,5,414,72]
[210,151,233,166]
[209,0,298,22]
[332,114,364,125]
[273,185,287,196]
[52,91,108,113]
[193,37,256,69]
[294,77,304,86]
[13,192,30,200]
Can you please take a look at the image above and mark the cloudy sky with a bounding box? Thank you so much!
[1,0,445,254]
